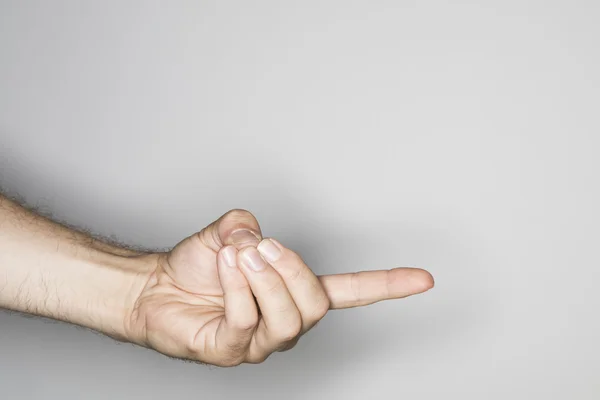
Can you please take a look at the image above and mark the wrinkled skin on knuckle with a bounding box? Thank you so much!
[266,278,286,295]
[286,265,304,282]
[224,209,256,224]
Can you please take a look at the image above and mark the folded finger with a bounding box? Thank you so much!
[214,245,258,366]
[237,247,302,362]
[257,238,329,333]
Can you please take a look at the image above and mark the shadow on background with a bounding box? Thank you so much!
[0,143,490,398]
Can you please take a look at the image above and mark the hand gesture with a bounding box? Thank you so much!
[128,210,434,366]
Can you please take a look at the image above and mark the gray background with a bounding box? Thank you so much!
[0,1,598,399]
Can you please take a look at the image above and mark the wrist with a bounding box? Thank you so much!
[80,249,159,343]
[0,194,159,343]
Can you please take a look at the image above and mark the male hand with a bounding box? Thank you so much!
[127,210,434,366]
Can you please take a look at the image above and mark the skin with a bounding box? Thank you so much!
[0,194,434,366]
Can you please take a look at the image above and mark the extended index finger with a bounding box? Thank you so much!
[318,268,434,310]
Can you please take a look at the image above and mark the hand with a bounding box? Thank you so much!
[127,210,434,366]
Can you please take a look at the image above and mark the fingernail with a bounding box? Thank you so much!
[230,229,260,247]
[222,246,237,268]
[242,247,266,272]
[257,238,282,263]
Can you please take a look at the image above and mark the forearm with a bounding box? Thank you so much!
[0,194,156,341]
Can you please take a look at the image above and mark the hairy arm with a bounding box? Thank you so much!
[0,193,155,340]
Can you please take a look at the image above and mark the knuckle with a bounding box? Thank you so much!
[313,296,330,320]
[266,278,286,295]
[246,353,269,364]
[225,208,256,223]
[233,314,259,331]
[218,355,245,367]
[280,253,309,282]
[286,265,304,282]
[350,272,362,305]
[277,319,302,342]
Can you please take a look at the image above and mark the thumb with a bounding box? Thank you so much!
[199,209,263,251]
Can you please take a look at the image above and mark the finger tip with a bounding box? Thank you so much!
[218,245,239,269]
[420,269,435,292]
[410,268,434,293]
[218,244,237,257]
[228,228,262,249]
[236,245,253,258]
[394,267,435,293]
